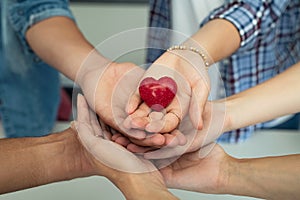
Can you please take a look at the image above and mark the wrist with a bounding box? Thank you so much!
[111,173,177,200]
[223,158,266,198]
[39,128,95,182]
[155,50,210,87]
[76,50,111,87]
[218,156,243,195]
[167,45,211,68]
[218,95,241,133]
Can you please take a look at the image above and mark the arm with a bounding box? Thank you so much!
[72,94,178,200]
[226,154,300,200]
[0,124,177,199]
[224,61,300,132]
[185,18,240,64]
[25,16,107,81]
[24,8,141,136]
[159,45,300,200]
[160,143,300,200]
[0,128,94,194]
[134,0,287,131]
[121,18,240,151]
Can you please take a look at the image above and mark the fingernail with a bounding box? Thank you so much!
[70,121,78,131]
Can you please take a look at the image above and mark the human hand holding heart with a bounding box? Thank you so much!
[122,49,210,149]
[124,63,191,136]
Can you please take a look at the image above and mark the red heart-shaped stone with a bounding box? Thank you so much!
[139,76,177,111]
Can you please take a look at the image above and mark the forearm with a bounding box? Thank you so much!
[26,16,108,81]
[224,62,300,132]
[184,19,241,63]
[0,128,91,194]
[226,155,300,199]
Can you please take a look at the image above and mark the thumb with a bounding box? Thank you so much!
[189,80,209,130]
[70,121,77,131]
[126,90,141,115]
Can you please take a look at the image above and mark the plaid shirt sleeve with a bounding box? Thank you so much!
[201,0,290,52]
[200,0,295,143]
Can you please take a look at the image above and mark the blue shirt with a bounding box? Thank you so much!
[0,0,74,137]
[147,0,300,143]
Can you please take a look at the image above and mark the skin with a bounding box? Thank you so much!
[160,143,300,200]
[73,94,179,199]
[159,61,300,199]
[0,107,177,200]
[125,18,240,133]
[25,16,238,152]
[0,128,92,194]
[115,19,240,154]
[24,14,300,199]
[11,61,294,199]
[26,16,168,146]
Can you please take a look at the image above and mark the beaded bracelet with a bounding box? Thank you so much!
[167,45,210,68]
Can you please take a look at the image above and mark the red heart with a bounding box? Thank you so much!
[139,76,177,111]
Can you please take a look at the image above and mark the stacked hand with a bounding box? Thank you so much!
[73,94,229,198]
[75,47,223,162]
[110,50,223,160]
[73,94,228,199]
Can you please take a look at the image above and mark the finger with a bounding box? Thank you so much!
[123,103,151,129]
[149,111,164,121]
[172,129,187,146]
[111,133,121,141]
[70,121,76,131]
[163,133,179,147]
[77,94,90,124]
[89,112,103,137]
[189,79,209,130]
[129,133,165,147]
[124,129,147,140]
[78,93,103,137]
[164,130,187,147]
[130,117,150,130]
[74,120,98,151]
[144,145,186,159]
[99,120,112,140]
[145,120,164,133]
[115,135,131,147]
[126,90,141,115]
[76,94,100,147]
[145,111,180,133]
[127,143,157,154]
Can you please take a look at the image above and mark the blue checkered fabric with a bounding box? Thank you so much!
[147,0,300,143]
[146,0,172,63]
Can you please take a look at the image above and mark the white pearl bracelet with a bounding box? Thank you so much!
[167,45,210,68]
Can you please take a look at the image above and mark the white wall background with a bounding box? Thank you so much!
[61,2,149,87]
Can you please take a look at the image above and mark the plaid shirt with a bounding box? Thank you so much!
[147,0,300,143]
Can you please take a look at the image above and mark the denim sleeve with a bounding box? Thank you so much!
[200,0,290,52]
[7,0,75,53]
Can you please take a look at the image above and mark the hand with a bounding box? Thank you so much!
[125,101,226,161]
[158,143,231,195]
[73,93,157,173]
[125,49,210,135]
[73,94,178,199]
[75,51,158,140]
